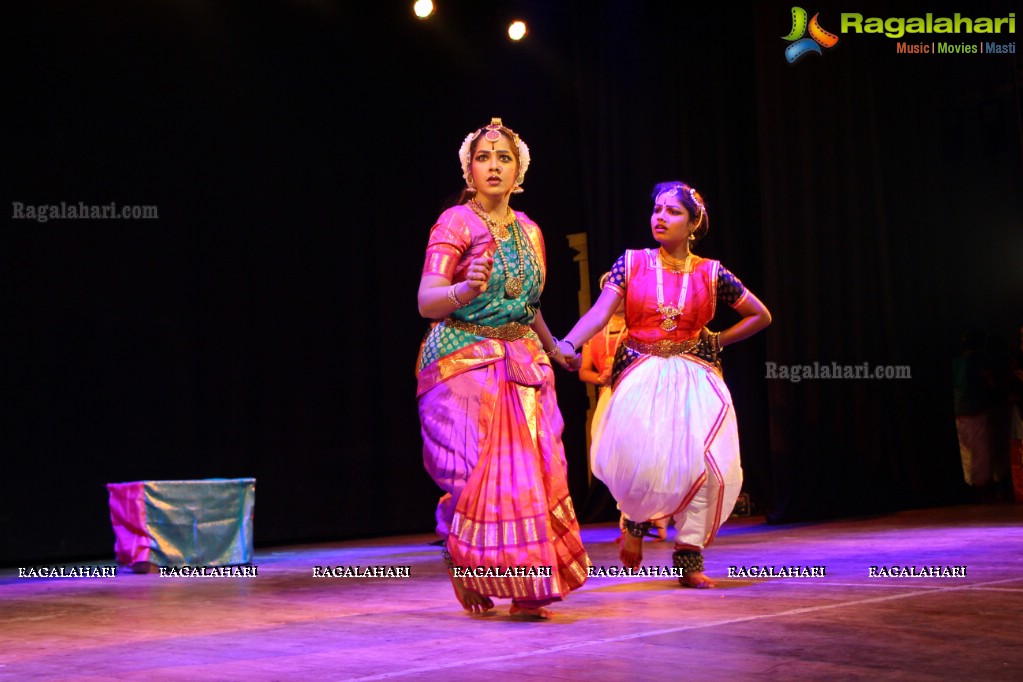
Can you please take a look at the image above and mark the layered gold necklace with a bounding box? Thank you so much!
[655,249,694,332]
[659,248,694,273]
[468,198,525,298]
[468,198,514,239]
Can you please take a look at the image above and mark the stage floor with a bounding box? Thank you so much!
[2,503,1021,681]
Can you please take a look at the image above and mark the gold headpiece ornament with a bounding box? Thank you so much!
[458,117,531,193]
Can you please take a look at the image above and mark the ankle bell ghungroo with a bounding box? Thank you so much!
[672,549,704,575]
[441,548,454,570]
[623,519,653,538]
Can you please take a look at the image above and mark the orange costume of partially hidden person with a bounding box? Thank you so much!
[417,202,589,609]
[584,306,627,462]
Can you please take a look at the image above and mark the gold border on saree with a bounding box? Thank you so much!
[625,336,700,357]
[445,317,532,341]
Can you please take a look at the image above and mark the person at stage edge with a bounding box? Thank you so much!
[555,180,771,588]
[416,118,590,619]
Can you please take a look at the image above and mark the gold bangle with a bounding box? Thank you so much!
[447,284,465,308]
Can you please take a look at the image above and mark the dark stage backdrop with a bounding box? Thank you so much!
[6,1,1021,565]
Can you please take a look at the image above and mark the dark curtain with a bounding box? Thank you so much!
[750,0,1023,519]
[568,2,772,520]
[569,0,1022,521]
[6,0,1021,564]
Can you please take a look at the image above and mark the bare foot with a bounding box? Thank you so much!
[679,571,717,589]
[619,532,643,569]
[510,603,555,619]
[448,571,495,614]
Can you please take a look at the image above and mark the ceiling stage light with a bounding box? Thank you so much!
[508,20,527,41]
[413,0,434,19]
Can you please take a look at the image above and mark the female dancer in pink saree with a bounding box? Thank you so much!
[416,119,589,619]
[557,181,771,588]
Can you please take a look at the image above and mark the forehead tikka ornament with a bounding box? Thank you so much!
[664,184,705,216]
[483,121,503,142]
[458,117,531,192]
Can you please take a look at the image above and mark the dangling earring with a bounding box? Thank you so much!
[466,176,477,193]
[511,183,524,194]
[688,232,695,241]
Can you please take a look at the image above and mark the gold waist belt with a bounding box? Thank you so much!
[625,336,700,357]
[445,318,532,341]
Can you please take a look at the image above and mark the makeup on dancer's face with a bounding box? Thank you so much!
[651,194,692,238]
[471,137,518,192]
[472,146,516,166]
[653,194,690,220]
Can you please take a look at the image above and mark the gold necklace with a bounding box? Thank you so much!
[468,198,515,241]
[658,248,695,273]
[467,199,525,298]
[654,251,693,332]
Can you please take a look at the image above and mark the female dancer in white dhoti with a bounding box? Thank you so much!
[555,181,771,587]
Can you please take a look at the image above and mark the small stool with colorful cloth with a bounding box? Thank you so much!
[106,478,256,572]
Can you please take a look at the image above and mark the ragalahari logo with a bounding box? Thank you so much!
[783,7,839,63]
